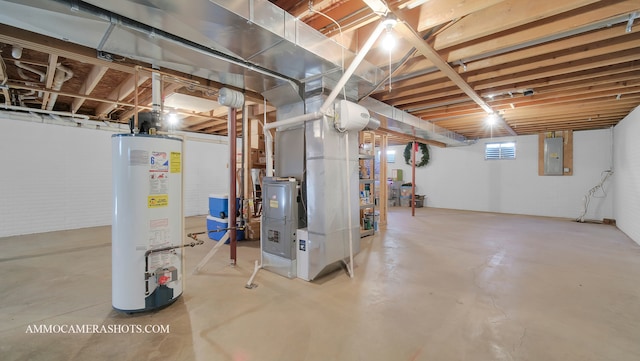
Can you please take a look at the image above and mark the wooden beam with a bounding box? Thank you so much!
[434,0,600,49]
[40,54,58,110]
[0,54,9,104]
[376,127,447,147]
[442,0,640,61]
[477,62,640,97]
[95,74,149,117]
[408,0,506,32]
[72,65,108,113]
[472,49,640,91]
[465,22,640,73]
[0,24,134,73]
[467,36,640,85]
[392,20,517,137]
[8,81,132,107]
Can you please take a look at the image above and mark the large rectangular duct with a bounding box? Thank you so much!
[0,0,469,144]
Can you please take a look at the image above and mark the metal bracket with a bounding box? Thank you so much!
[97,51,113,62]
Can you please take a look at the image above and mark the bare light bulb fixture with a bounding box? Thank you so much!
[382,29,396,51]
[487,113,498,126]
[167,112,178,126]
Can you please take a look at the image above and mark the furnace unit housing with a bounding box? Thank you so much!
[261,177,305,278]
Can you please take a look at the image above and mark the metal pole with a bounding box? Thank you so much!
[412,130,416,217]
[133,69,139,131]
[229,107,238,265]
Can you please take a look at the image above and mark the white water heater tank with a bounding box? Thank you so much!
[111,134,183,313]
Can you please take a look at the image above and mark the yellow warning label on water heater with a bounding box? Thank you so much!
[170,152,181,173]
[148,194,169,208]
[270,199,279,208]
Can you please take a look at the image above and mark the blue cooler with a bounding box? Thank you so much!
[206,215,245,243]
[209,194,229,218]
[208,194,241,218]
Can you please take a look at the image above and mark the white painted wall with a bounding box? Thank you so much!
[183,133,230,216]
[0,113,232,237]
[388,128,614,220]
[613,105,640,245]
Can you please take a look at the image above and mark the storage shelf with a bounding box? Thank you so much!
[359,132,375,238]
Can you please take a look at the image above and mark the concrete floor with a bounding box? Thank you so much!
[1,207,640,361]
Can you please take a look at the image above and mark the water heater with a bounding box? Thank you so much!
[111,134,183,313]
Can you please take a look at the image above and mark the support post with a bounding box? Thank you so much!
[133,69,139,131]
[229,107,238,265]
[412,130,416,217]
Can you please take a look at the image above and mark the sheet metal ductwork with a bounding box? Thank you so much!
[0,0,468,144]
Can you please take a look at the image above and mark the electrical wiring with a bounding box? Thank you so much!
[576,170,614,223]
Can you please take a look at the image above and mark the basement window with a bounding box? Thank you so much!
[485,142,516,160]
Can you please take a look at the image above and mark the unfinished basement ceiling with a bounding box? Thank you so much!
[0,0,638,142]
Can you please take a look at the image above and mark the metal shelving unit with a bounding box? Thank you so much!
[359,136,375,237]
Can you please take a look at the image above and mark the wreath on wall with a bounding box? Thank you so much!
[404,141,430,167]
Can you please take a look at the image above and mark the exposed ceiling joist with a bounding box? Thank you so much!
[72,65,108,113]
[394,20,518,136]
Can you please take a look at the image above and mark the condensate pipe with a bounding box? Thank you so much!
[318,19,390,114]
[14,61,45,98]
[151,70,162,126]
[46,64,74,111]
[345,131,354,278]
[14,61,45,82]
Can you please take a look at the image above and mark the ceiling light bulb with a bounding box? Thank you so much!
[167,113,178,126]
[382,30,395,51]
[487,113,497,126]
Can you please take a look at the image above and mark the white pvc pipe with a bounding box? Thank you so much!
[14,61,45,81]
[264,125,274,177]
[319,20,388,114]
[263,111,324,131]
[264,112,323,177]
[0,104,89,119]
[345,131,354,278]
[151,71,162,115]
[246,260,260,288]
[192,231,230,274]
[46,64,74,111]
[14,61,45,98]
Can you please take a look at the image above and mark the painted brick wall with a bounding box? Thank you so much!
[0,114,231,237]
[613,105,640,245]
[388,129,614,219]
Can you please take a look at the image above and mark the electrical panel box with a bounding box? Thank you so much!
[544,137,564,175]
[262,178,299,260]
